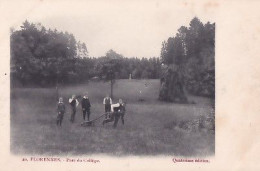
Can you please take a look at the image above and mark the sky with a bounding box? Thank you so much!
[10,0,216,58]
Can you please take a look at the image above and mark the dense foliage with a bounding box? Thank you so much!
[11,18,215,100]
[159,17,215,101]
[11,21,161,87]
[11,21,87,86]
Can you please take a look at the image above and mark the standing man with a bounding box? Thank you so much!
[69,95,79,123]
[81,92,91,121]
[103,94,112,119]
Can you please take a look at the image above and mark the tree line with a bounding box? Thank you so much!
[10,20,161,87]
[11,18,215,100]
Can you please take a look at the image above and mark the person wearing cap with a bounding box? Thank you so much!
[102,99,126,128]
[81,92,91,121]
[56,97,65,126]
[103,94,112,119]
[69,95,79,123]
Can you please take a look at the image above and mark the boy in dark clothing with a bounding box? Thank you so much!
[69,95,79,123]
[81,93,91,121]
[102,99,126,128]
[57,97,65,126]
[103,94,112,119]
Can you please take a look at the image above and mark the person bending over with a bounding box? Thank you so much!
[102,99,126,128]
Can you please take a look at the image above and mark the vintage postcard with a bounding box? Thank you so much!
[0,0,259,170]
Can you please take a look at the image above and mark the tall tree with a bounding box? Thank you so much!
[159,17,215,101]
[95,50,122,99]
[10,20,84,86]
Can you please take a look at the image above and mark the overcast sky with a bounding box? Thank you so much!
[11,0,216,58]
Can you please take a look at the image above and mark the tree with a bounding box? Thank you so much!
[76,41,88,58]
[11,20,89,87]
[159,17,215,101]
[159,33,187,102]
[95,50,122,99]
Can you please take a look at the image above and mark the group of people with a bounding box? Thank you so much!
[56,93,126,128]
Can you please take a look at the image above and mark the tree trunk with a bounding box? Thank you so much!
[110,79,114,99]
[56,83,59,102]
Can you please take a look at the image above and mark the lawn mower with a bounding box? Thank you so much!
[81,113,107,127]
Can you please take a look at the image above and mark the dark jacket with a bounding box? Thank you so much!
[57,102,65,113]
[82,97,91,109]
[70,99,76,108]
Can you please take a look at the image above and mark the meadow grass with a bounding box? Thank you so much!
[11,79,214,156]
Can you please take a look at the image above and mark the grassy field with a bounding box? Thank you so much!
[11,79,215,156]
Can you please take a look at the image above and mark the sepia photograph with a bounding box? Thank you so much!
[2,0,260,170]
[9,1,215,157]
